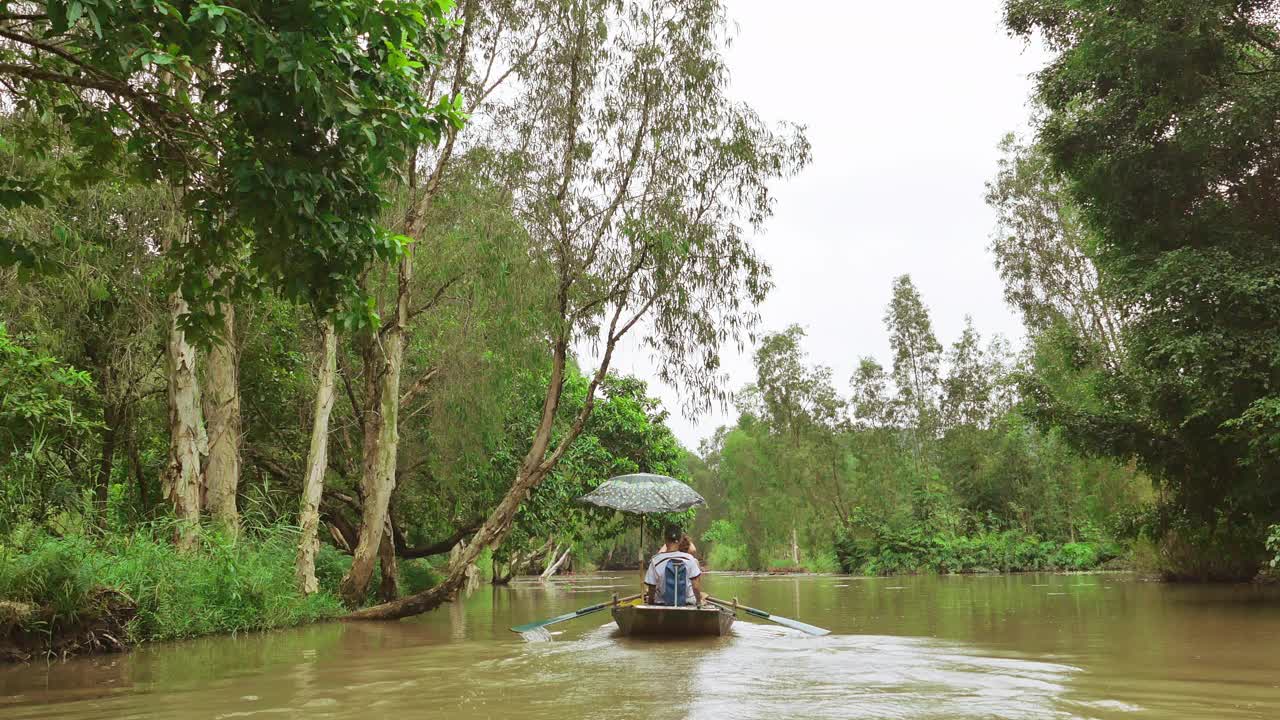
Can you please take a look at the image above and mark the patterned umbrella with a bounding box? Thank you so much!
[578,473,707,514]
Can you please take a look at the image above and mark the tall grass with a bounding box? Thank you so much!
[0,522,347,644]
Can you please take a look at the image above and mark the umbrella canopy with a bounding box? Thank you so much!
[578,473,707,514]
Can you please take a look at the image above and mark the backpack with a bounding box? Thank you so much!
[661,558,688,606]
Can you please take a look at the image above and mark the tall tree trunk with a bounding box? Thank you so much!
[339,257,410,607]
[790,527,801,566]
[377,517,399,602]
[163,288,206,551]
[296,319,337,594]
[203,302,241,533]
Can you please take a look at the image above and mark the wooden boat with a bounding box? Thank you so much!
[611,602,735,637]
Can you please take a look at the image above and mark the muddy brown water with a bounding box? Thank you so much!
[3,573,1280,719]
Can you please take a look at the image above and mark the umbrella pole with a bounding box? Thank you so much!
[638,518,645,567]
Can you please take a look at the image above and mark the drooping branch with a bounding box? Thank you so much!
[395,520,483,559]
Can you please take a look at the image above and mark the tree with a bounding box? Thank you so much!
[942,316,993,430]
[335,0,543,605]
[3,1,466,551]
[0,119,167,524]
[1,0,464,323]
[347,0,808,619]
[986,135,1123,360]
[850,357,895,429]
[884,274,942,462]
[753,325,843,441]
[1005,0,1280,555]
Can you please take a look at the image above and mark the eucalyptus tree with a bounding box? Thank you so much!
[985,135,1123,361]
[335,0,556,604]
[941,316,993,430]
[884,274,942,467]
[753,326,843,442]
[749,325,847,552]
[2,1,464,546]
[849,357,895,430]
[1005,0,1280,554]
[349,0,809,619]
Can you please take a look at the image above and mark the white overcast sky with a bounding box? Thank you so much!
[607,1,1051,449]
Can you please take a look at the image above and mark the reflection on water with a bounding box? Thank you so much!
[3,573,1280,719]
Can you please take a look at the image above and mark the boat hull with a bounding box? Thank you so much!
[611,604,734,637]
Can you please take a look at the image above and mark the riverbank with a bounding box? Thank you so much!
[0,525,442,663]
[834,529,1124,576]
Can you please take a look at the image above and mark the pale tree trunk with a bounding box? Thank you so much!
[790,527,801,566]
[296,319,337,594]
[339,257,410,607]
[541,546,571,581]
[348,214,657,623]
[203,302,241,533]
[450,538,480,593]
[376,517,399,602]
[348,326,628,620]
[163,288,206,551]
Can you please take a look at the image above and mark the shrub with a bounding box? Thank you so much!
[706,543,749,571]
[802,549,840,574]
[0,533,98,629]
[398,559,441,595]
[1,524,345,645]
[834,525,1115,576]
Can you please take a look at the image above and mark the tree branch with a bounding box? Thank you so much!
[396,520,483,559]
[405,275,461,323]
[399,367,440,407]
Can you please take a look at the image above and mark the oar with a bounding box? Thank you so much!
[510,593,642,634]
[707,596,830,636]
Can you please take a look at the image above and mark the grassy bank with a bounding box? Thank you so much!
[834,529,1122,575]
[0,523,441,662]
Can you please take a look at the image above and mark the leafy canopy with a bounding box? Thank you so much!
[0,0,466,335]
[1004,0,1280,520]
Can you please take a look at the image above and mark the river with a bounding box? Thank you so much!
[3,573,1279,719]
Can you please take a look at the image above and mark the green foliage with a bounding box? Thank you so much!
[0,324,101,532]
[1,1,467,332]
[1004,0,1280,576]
[701,519,750,570]
[834,525,1117,576]
[690,276,1145,573]
[0,323,98,451]
[0,524,344,643]
[802,550,841,574]
[0,532,98,628]
[396,559,441,596]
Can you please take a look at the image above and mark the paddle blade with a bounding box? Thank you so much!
[518,627,553,642]
[510,606,597,634]
[509,594,642,634]
[757,612,830,637]
[708,597,830,636]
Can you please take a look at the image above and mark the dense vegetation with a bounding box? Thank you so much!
[685,277,1139,576]
[0,0,805,654]
[3,0,1280,661]
[1002,0,1280,580]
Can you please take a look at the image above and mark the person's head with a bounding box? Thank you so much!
[678,534,695,554]
[663,524,682,548]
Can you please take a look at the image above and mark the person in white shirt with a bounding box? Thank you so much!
[644,525,704,605]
